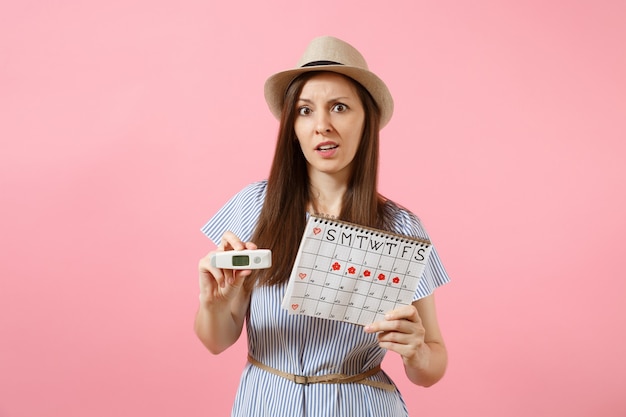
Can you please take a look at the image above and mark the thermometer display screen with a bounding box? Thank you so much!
[231,255,250,266]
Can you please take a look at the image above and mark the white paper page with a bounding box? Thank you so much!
[282,216,432,326]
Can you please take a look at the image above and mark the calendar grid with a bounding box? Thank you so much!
[282,215,432,326]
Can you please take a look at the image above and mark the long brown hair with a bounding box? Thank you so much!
[249,71,385,288]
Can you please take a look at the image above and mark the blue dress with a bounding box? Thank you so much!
[202,181,450,417]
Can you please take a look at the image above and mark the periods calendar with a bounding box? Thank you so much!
[281,215,432,326]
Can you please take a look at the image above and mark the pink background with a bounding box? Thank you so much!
[1,1,625,416]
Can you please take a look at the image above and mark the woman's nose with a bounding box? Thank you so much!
[314,113,333,135]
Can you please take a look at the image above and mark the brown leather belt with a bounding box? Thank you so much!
[247,355,395,391]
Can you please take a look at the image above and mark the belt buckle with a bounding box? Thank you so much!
[293,374,309,385]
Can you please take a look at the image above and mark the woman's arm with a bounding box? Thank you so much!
[364,294,447,387]
[194,232,256,354]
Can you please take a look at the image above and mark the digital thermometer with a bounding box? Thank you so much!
[210,249,272,270]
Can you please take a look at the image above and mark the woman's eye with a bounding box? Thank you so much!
[298,106,311,116]
[332,103,348,112]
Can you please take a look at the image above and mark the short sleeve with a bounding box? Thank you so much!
[200,181,267,245]
[382,202,451,300]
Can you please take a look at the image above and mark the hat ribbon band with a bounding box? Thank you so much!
[301,60,343,67]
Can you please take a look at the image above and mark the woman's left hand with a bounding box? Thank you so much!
[364,304,431,371]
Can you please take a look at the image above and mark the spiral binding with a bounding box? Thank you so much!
[311,214,431,246]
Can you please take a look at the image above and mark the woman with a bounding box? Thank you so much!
[195,36,450,416]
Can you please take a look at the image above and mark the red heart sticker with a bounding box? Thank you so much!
[291,304,299,310]
[299,273,307,279]
[313,227,321,235]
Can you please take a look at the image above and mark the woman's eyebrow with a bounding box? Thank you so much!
[297,97,351,104]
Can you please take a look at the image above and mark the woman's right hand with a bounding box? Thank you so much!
[198,231,258,307]
[195,231,256,353]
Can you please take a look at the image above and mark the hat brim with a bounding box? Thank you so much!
[264,65,394,129]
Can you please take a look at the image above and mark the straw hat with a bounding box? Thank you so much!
[264,36,394,128]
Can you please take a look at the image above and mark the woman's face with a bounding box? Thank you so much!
[294,72,365,182]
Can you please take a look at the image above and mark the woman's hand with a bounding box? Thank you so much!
[195,231,257,354]
[198,231,258,307]
[364,304,431,370]
[364,296,447,387]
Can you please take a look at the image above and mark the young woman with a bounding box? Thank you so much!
[195,36,450,416]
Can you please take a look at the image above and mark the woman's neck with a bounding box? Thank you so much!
[308,174,348,218]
